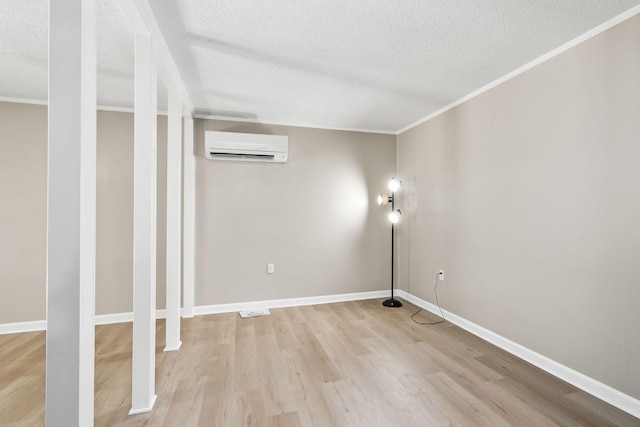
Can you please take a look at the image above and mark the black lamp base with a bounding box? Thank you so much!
[382,298,403,308]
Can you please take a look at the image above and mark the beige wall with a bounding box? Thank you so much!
[195,119,396,305]
[95,111,167,315]
[95,111,134,315]
[0,102,47,323]
[1,105,394,323]
[397,14,640,399]
[0,105,168,322]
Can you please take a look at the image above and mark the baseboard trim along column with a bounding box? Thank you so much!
[164,341,182,352]
[395,289,640,420]
[128,395,157,415]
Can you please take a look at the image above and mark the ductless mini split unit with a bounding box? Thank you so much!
[204,131,288,163]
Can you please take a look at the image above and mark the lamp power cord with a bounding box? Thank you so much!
[411,273,446,325]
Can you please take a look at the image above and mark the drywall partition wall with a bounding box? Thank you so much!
[397,13,640,400]
[0,102,47,323]
[95,110,134,316]
[155,115,168,313]
[195,119,396,306]
[95,111,168,315]
[0,103,169,324]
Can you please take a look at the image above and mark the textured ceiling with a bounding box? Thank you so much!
[1,1,639,131]
[0,1,48,102]
[0,0,168,110]
[147,0,640,132]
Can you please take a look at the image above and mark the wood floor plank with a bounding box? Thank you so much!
[425,371,513,427]
[467,376,562,426]
[267,410,302,426]
[1,298,639,426]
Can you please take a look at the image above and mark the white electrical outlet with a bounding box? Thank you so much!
[267,263,275,274]
[438,270,445,281]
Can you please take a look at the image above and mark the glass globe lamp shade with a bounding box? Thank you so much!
[388,209,401,224]
[388,178,401,192]
[377,194,391,206]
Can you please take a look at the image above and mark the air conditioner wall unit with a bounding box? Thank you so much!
[204,131,288,163]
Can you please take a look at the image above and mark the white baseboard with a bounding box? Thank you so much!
[396,289,640,420]
[94,309,167,326]
[94,312,133,325]
[0,291,388,334]
[0,320,46,335]
[0,310,169,334]
[193,290,389,316]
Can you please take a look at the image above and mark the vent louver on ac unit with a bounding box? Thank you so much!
[204,131,288,163]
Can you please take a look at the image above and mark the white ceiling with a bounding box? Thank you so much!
[1,1,639,132]
[0,0,145,109]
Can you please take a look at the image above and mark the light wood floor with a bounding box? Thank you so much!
[1,299,638,426]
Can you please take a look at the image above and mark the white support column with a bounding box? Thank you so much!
[130,33,158,415]
[182,118,195,318]
[46,0,97,425]
[165,89,182,351]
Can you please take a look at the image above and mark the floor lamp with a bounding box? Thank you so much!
[377,178,402,308]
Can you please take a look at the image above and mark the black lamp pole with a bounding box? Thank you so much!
[383,190,402,308]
